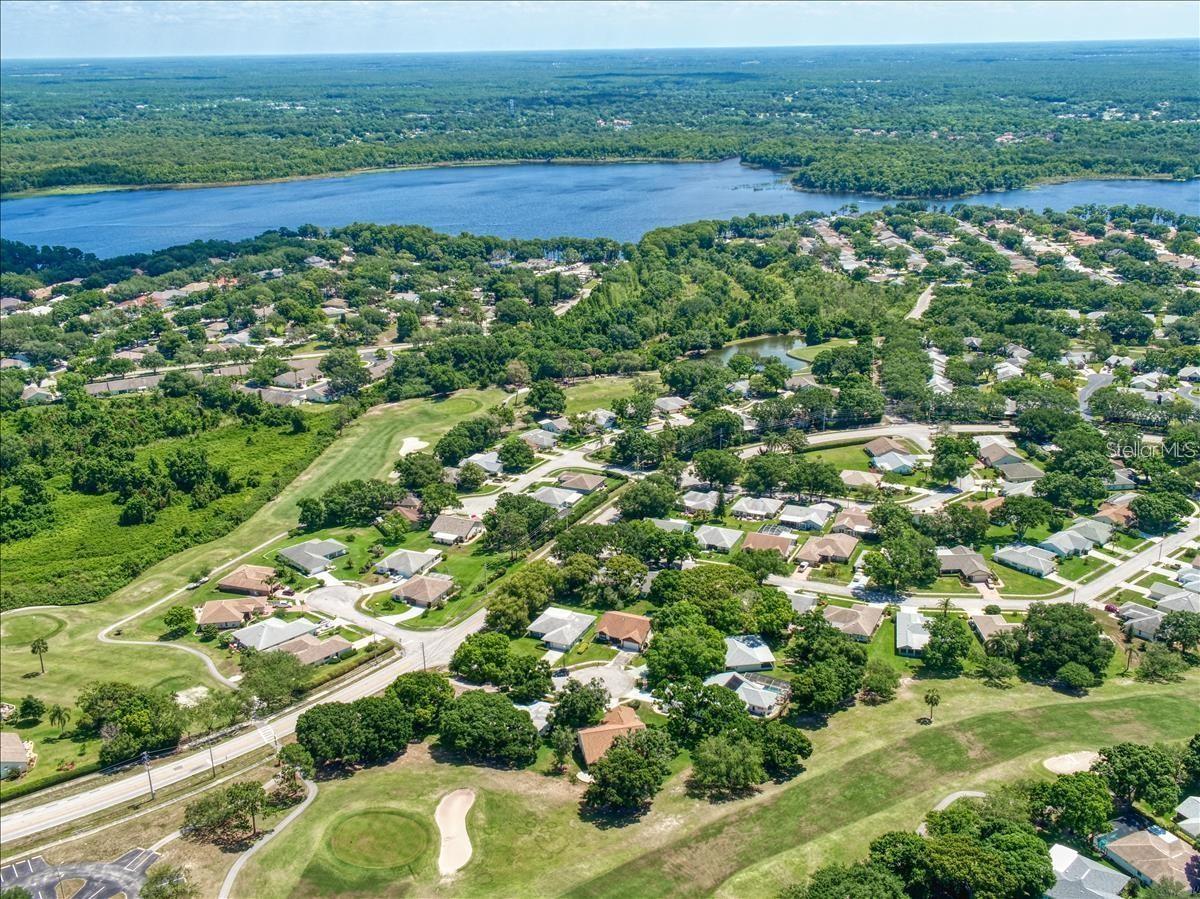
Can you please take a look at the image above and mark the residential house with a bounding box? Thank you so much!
[1103,828,1198,891]
[1175,796,1200,839]
[375,547,442,578]
[1047,843,1130,899]
[529,486,584,512]
[394,574,456,608]
[428,514,482,545]
[724,634,775,672]
[1040,530,1094,559]
[649,518,692,533]
[20,382,55,404]
[576,706,646,767]
[519,430,557,451]
[196,598,270,630]
[1117,602,1163,640]
[1105,355,1136,369]
[1106,468,1137,491]
[682,489,720,514]
[217,564,279,596]
[653,396,690,415]
[996,462,1044,483]
[969,614,1019,642]
[595,611,653,652]
[231,616,320,651]
[557,472,606,493]
[994,361,1024,382]
[993,544,1058,577]
[279,633,352,665]
[464,451,503,476]
[277,539,349,575]
[586,408,618,430]
[831,509,874,537]
[742,531,796,558]
[517,701,555,735]
[527,606,594,651]
[538,417,571,434]
[840,469,883,489]
[1177,365,1200,382]
[794,533,859,566]
[863,436,907,457]
[0,731,30,778]
[704,672,789,718]
[695,525,743,553]
[978,443,1023,467]
[1093,503,1136,529]
[872,451,917,475]
[822,604,885,641]
[895,609,931,656]
[937,546,994,584]
[1066,519,1113,547]
[780,503,834,531]
[731,496,784,520]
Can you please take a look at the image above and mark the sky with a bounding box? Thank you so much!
[1,0,1197,59]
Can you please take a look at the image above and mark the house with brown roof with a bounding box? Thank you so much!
[795,533,860,565]
[1093,503,1136,528]
[278,633,353,666]
[1103,829,1199,891]
[195,598,271,630]
[595,611,653,652]
[863,436,907,457]
[969,614,1019,643]
[557,472,607,493]
[742,531,796,558]
[576,706,646,767]
[822,604,885,641]
[393,574,457,608]
[831,509,874,537]
[428,514,482,545]
[217,564,278,596]
[937,545,995,584]
[0,731,30,778]
[978,443,1023,467]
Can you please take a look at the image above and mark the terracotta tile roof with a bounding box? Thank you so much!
[576,706,646,766]
[196,598,269,627]
[278,633,352,665]
[217,564,277,595]
[596,611,652,648]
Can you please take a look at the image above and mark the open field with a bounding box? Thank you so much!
[236,671,1200,898]
[0,389,503,798]
[561,375,658,416]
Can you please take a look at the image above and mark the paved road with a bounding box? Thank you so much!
[905,284,936,321]
[1,848,159,899]
[457,439,607,518]
[0,610,485,845]
[1079,371,1114,420]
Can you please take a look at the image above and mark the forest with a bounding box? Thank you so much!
[1,41,1197,198]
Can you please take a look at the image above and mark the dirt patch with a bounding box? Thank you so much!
[435,789,476,876]
[1043,750,1099,774]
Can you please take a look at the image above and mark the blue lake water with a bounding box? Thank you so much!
[1,159,1197,257]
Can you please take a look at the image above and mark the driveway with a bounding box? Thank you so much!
[1079,371,1113,419]
[555,661,637,704]
[1,848,159,899]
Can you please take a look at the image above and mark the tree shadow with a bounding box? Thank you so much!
[917,716,934,726]
[684,779,760,803]
[577,800,650,829]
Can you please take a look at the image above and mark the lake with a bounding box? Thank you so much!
[705,334,811,371]
[2,159,1197,257]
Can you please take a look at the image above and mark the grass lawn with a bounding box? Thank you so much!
[236,673,1200,899]
[562,374,659,416]
[802,442,874,473]
[917,576,977,596]
[0,388,506,797]
[866,617,922,674]
[787,337,857,363]
[990,562,1063,597]
[1057,555,1111,583]
[1111,532,1148,552]
[1134,572,1177,589]
[561,637,618,667]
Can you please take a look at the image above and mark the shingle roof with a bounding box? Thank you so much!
[742,531,795,556]
[596,611,652,647]
[577,706,646,766]
[724,634,775,669]
[823,604,885,638]
[232,616,319,651]
[527,606,594,648]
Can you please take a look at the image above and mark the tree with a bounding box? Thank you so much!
[548,678,609,731]
[29,637,48,674]
[929,436,973,484]
[732,549,790,585]
[296,702,363,766]
[387,671,454,733]
[1092,742,1182,813]
[1044,772,1113,837]
[693,449,743,495]
[749,588,796,638]
[1156,611,1200,652]
[498,437,535,472]
[526,379,566,415]
[1055,662,1097,693]
[278,743,315,778]
[582,729,676,812]
[660,680,754,748]
[1017,603,1114,683]
[550,725,574,772]
[48,704,70,734]
[780,863,906,899]
[863,525,938,593]
[163,605,196,637]
[318,347,369,396]
[1135,644,1187,682]
[923,687,941,723]
[786,612,868,715]
[1130,493,1190,534]
[225,781,267,835]
[438,691,539,767]
[860,658,900,704]
[586,554,648,609]
[503,655,553,703]
[643,624,726,687]
[691,733,765,796]
[758,719,813,778]
[450,632,513,684]
[981,655,1018,688]
[140,863,199,899]
[616,474,676,520]
[995,496,1053,541]
[923,615,972,674]
[18,695,45,722]
[238,649,309,712]
[456,461,487,492]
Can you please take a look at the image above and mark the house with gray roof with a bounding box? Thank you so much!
[530,485,584,512]
[682,489,720,514]
[996,461,1044,483]
[428,514,482,545]
[374,547,442,578]
[872,451,917,474]
[1047,843,1130,899]
[1066,518,1113,546]
[695,524,743,553]
[704,672,788,718]
[895,609,931,657]
[937,545,994,583]
[231,616,320,651]
[650,518,691,533]
[519,429,557,450]
[780,503,835,531]
[993,544,1057,577]
[731,496,784,520]
[464,451,503,475]
[527,606,594,652]
[277,539,348,575]
[723,635,775,672]
[1040,530,1094,558]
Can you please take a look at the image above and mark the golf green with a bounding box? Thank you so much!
[327,809,430,869]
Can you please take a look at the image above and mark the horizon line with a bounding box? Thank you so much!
[2,35,1196,64]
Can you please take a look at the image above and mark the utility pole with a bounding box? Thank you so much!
[421,642,427,671]
[141,751,156,800]
[208,743,216,778]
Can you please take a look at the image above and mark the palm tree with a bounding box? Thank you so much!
[924,687,941,723]
[30,638,48,674]
[48,704,70,735]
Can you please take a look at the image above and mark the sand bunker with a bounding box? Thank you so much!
[1043,750,1099,774]
[398,437,429,457]
[436,788,476,876]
